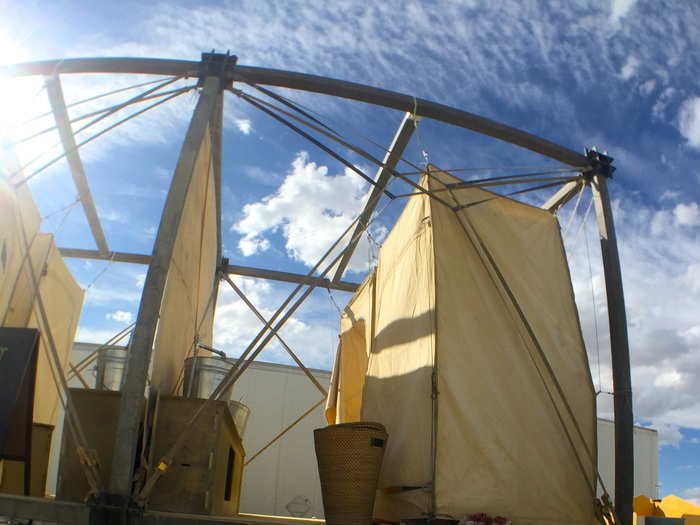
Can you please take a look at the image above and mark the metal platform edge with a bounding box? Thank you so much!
[0,493,326,525]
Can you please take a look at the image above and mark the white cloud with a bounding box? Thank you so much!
[619,55,639,80]
[84,285,141,305]
[649,423,683,448]
[683,486,700,506]
[673,202,700,226]
[106,310,133,324]
[239,236,270,256]
[99,209,126,223]
[649,209,672,236]
[639,79,656,96]
[76,326,127,345]
[678,97,700,149]
[660,190,680,201]
[610,0,639,25]
[652,88,676,120]
[213,277,337,370]
[564,192,700,430]
[653,369,683,389]
[235,118,252,135]
[234,152,385,275]
[241,165,282,186]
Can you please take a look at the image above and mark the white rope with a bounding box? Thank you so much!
[571,193,595,245]
[562,184,584,237]
[85,251,117,292]
[583,204,603,393]
[42,196,81,221]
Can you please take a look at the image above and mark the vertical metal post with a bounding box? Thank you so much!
[211,90,224,302]
[591,169,633,525]
[108,76,221,499]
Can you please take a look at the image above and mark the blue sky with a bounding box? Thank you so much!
[1,0,699,505]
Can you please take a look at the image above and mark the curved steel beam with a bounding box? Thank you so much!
[0,57,199,77]
[0,57,587,166]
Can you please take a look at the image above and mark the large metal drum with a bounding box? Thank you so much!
[183,356,251,437]
[95,346,128,391]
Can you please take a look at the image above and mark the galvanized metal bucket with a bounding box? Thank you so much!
[95,346,128,391]
[183,356,251,437]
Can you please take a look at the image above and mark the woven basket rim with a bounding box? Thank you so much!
[315,422,386,432]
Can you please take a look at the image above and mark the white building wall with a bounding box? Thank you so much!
[232,361,329,519]
[597,418,659,499]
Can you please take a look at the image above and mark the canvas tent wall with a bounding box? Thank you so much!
[326,168,597,524]
[150,126,218,394]
[1,180,84,426]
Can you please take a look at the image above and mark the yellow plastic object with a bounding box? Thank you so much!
[658,494,700,518]
[633,495,656,517]
[633,494,700,521]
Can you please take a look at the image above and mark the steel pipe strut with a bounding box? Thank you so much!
[108,76,222,498]
[591,174,634,525]
[1,56,586,166]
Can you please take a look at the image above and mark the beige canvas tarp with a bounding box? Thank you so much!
[326,167,597,524]
[0,180,42,322]
[150,127,218,393]
[2,181,84,426]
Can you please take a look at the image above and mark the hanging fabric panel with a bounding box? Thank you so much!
[150,128,218,393]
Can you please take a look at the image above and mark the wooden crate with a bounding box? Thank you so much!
[56,389,124,502]
[147,396,245,516]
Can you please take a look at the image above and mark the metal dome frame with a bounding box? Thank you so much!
[0,52,633,525]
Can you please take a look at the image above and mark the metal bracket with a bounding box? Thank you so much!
[584,147,615,179]
[218,256,230,273]
[197,51,237,88]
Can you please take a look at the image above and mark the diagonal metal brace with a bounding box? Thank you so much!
[221,274,327,397]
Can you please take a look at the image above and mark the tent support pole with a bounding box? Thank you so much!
[107,76,222,503]
[331,112,416,282]
[211,90,225,308]
[589,153,633,525]
[542,179,583,212]
[57,247,361,292]
[3,57,589,166]
[45,74,109,254]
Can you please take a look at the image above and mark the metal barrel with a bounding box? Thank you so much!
[95,346,128,391]
[183,355,251,437]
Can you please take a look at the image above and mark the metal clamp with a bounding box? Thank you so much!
[584,147,615,179]
[197,51,237,88]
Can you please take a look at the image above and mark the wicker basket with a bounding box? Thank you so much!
[314,422,388,525]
